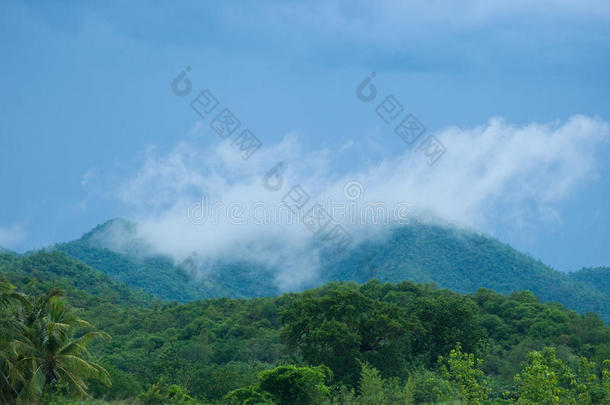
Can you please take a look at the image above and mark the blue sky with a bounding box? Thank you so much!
[1,1,610,272]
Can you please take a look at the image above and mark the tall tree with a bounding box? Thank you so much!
[514,347,575,405]
[0,280,26,403]
[9,287,111,402]
[438,343,489,404]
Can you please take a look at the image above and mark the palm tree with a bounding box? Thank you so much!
[10,287,111,402]
[0,279,27,403]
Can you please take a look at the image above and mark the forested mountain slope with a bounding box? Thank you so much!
[569,266,610,297]
[321,225,610,322]
[54,219,279,301]
[0,250,154,308]
[53,219,610,322]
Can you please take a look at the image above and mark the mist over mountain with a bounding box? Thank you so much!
[54,218,280,301]
[53,217,610,322]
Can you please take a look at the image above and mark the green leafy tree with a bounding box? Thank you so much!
[138,379,201,404]
[438,343,489,404]
[224,386,274,404]
[280,286,413,387]
[571,356,603,404]
[355,363,405,405]
[257,365,332,405]
[602,360,610,405]
[404,369,454,405]
[514,347,575,405]
[414,295,485,367]
[224,365,331,405]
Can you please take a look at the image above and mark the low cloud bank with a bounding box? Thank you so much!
[106,115,608,290]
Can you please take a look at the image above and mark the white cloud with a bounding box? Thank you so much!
[112,114,609,291]
[0,224,26,250]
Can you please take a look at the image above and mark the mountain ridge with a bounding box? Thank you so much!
[52,218,610,322]
[0,250,155,308]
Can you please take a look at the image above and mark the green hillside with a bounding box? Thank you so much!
[0,251,154,308]
[321,224,610,322]
[54,219,610,322]
[568,266,610,296]
[54,219,278,302]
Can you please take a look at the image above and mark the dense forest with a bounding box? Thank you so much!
[1,251,609,404]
